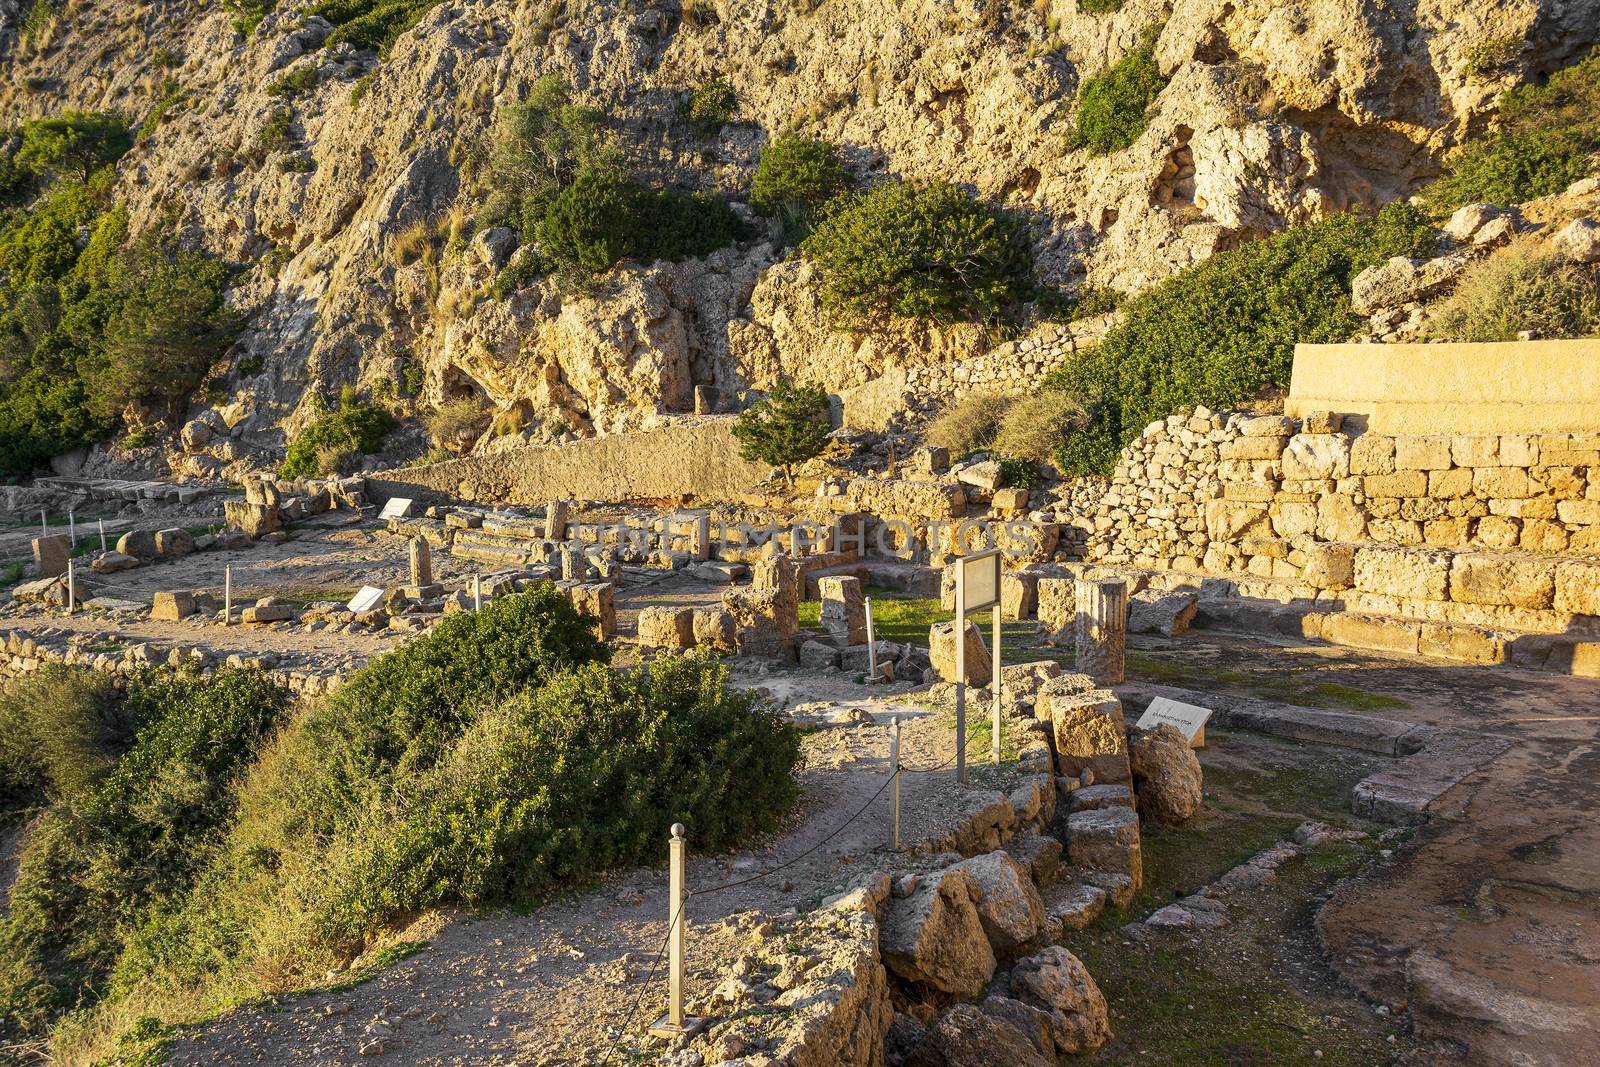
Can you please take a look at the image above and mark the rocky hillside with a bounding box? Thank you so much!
[1,0,1597,479]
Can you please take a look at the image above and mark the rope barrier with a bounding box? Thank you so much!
[600,748,958,1064]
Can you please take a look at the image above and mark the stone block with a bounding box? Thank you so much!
[818,574,868,648]
[1363,471,1427,498]
[223,500,280,539]
[957,461,1004,492]
[1557,500,1600,525]
[1472,467,1531,500]
[1475,515,1521,548]
[1219,436,1288,461]
[31,533,71,578]
[1316,495,1367,542]
[1204,500,1271,541]
[1353,545,1450,601]
[1418,623,1506,665]
[1281,434,1350,480]
[150,591,197,621]
[1301,543,1354,589]
[881,867,995,998]
[1065,806,1142,887]
[1036,578,1075,645]
[1349,434,1396,475]
[1448,555,1554,609]
[241,604,293,624]
[1393,436,1453,471]
[1049,690,1129,785]
[798,639,841,669]
[1450,436,1499,468]
[1000,572,1038,621]
[991,486,1029,514]
[1321,612,1421,655]
[930,620,991,684]
[1554,560,1600,616]
[1238,415,1297,437]
[637,605,694,648]
[688,605,735,652]
[1303,411,1343,434]
[568,581,617,638]
[1270,501,1317,538]
[1127,589,1198,637]
[1427,468,1474,499]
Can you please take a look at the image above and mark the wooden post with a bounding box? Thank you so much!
[1074,578,1128,686]
[224,564,233,626]
[991,601,1002,765]
[647,824,704,1039]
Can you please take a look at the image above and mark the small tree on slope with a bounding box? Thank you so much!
[731,380,833,486]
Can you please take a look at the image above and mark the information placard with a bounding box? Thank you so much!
[348,585,386,613]
[1136,695,1213,748]
[379,497,415,520]
[957,548,1001,612]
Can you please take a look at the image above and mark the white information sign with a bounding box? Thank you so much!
[380,497,415,520]
[1136,696,1213,749]
[957,548,1001,612]
[348,585,386,613]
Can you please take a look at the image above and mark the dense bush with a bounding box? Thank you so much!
[0,161,234,477]
[0,669,289,1039]
[749,133,851,242]
[15,111,130,182]
[1065,25,1166,156]
[307,0,442,54]
[489,73,606,232]
[682,77,737,135]
[536,164,745,275]
[1423,49,1599,212]
[0,667,125,817]
[992,389,1088,465]
[800,178,1035,326]
[280,392,396,477]
[321,653,801,935]
[1426,243,1600,341]
[1045,202,1438,474]
[926,392,1013,456]
[731,379,833,482]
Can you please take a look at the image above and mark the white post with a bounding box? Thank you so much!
[865,596,879,682]
[992,602,1003,765]
[473,574,482,612]
[40,509,47,537]
[647,823,703,1038]
[66,558,75,616]
[224,564,233,626]
[98,518,107,554]
[890,716,901,851]
[68,509,75,548]
[955,564,967,785]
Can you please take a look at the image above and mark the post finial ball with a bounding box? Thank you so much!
[671,822,686,839]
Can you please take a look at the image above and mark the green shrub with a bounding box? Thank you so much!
[1423,49,1600,212]
[800,178,1035,326]
[1065,25,1166,155]
[996,455,1040,489]
[279,154,314,173]
[992,388,1088,465]
[682,77,737,135]
[731,379,833,482]
[320,653,801,936]
[266,64,320,98]
[16,111,130,182]
[488,74,607,230]
[749,133,851,242]
[926,392,1014,456]
[257,108,293,151]
[1464,34,1522,81]
[1046,202,1437,474]
[135,84,187,142]
[224,0,274,35]
[0,669,289,1040]
[349,72,374,106]
[1078,0,1124,10]
[280,394,395,477]
[308,0,443,55]
[1426,242,1600,341]
[536,164,745,275]
[0,667,126,817]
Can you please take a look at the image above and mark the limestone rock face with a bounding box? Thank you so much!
[880,867,996,999]
[1129,724,1205,824]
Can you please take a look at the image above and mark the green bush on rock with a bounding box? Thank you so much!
[749,133,852,242]
[280,392,395,478]
[1065,25,1166,156]
[1045,202,1437,474]
[731,378,833,482]
[801,178,1035,326]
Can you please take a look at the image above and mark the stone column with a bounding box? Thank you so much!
[410,536,432,588]
[561,548,589,581]
[690,514,711,562]
[1074,578,1127,686]
[545,499,570,541]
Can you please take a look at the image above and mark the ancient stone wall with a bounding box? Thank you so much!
[1062,410,1600,643]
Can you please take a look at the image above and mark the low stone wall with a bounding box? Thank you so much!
[367,418,774,507]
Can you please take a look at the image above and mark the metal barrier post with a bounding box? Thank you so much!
[68,509,75,548]
[955,564,967,784]
[98,518,107,553]
[224,564,232,626]
[992,601,1003,765]
[648,824,704,1039]
[40,509,47,537]
[66,559,75,616]
[473,574,482,611]
[890,717,901,851]
[865,597,878,681]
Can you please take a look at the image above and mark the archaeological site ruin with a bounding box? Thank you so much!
[2,0,1599,1065]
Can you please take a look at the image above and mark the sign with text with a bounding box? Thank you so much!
[1137,696,1213,749]
[956,548,1001,612]
[379,497,415,520]
[348,586,386,613]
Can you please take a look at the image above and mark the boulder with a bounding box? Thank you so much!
[1067,783,1133,812]
[91,550,141,574]
[1442,203,1507,243]
[1126,589,1198,637]
[949,850,1046,955]
[909,1004,1052,1067]
[154,528,195,558]
[1350,255,1464,315]
[223,500,280,539]
[978,996,1055,1058]
[1043,882,1107,933]
[1551,218,1600,264]
[956,460,1004,492]
[636,605,694,648]
[929,620,991,684]
[690,606,737,652]
[116,529,159,560]
[880,866,996,998]
[180,418,212,450]
[1129,724,1204,824]
[1006,946,1112,1054]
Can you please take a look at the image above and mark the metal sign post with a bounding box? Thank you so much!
[648,824,705,1040]
[224,564,233,626]
[953,548,1002,785]
[890,716,901,851]
[992,595,1003,765]
[865,597,879,682]
[473,574,482,611]
[68,509,75,548]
